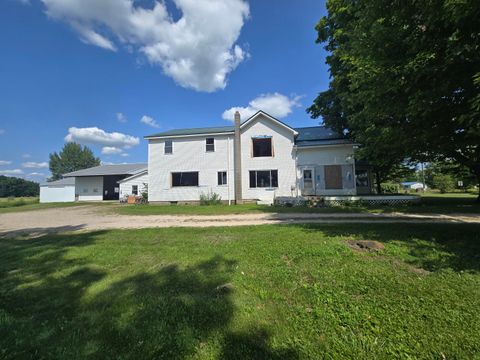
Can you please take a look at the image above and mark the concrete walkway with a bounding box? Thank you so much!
[1,205,479,237]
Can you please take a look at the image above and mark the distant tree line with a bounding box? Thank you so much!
[0,176,39,197]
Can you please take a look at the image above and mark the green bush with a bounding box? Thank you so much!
[380,182,400,194]
[433,174,455,193]
[199,191,222,205]
[141,183,148,201]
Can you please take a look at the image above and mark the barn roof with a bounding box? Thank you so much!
[63,163,147,177]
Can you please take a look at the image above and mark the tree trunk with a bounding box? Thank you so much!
[375,172,382,194]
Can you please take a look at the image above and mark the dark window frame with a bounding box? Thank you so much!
[171,172,199,187]
[132,185,138,195]
[252,137,273,157]
[206,138,215,152]
[164,140,173,154]
[249,170,278,188]
[217,171,227,186]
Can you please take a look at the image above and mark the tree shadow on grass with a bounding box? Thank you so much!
[295,223,480,273]
[0,232,298,359]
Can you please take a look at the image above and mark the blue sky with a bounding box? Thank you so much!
[0,0,329,182]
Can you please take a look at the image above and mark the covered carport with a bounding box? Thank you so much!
[63,163,147,201]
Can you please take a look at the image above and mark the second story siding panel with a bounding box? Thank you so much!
[148,135,235,202]
[240,114,297,200]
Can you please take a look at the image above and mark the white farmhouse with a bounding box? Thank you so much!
[145,110,372,204]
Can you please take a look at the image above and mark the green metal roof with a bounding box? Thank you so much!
[145,126,234,138]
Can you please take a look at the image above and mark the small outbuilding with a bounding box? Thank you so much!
[63,163,147,201]
[118,169,148,198]
[39,177,76,203]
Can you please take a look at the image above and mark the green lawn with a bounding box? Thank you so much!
[116,193,480,216]
[0,197,90,214]
[1,224,479,358]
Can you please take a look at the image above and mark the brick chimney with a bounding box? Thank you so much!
[234,111,242,204]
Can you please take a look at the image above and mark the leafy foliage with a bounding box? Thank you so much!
[380,182,401,194]
[49,143,100,180]
[199,191,222,205]
[141,183,149,201]
[425,160,477,189]
[309,0,480,197]
[0,176,39,197]
[433,174,456,193]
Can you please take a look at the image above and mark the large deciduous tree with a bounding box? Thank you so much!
[308,0,480,199]
[49,143,100,180]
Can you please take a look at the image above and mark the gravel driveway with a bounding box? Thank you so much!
[1,205,479,237]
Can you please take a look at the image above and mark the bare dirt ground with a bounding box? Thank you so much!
[1,205,479,238]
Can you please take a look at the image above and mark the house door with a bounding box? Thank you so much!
[301,168,315,196]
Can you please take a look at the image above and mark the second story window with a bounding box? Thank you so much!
[165,140,173,154]
[206,138,215,152]
[252,137,272,157]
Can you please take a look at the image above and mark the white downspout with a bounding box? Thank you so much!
[227,136,231,205]
[294,145,299,198]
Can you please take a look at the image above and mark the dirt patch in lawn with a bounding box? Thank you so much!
[346,240,385,252]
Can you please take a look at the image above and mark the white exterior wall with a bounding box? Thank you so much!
[148,134,235,202]
[241,115,297,201]
[39,186,75,203]
[119,173,148,197]
[75,176,103,201]
[296,145,356,195]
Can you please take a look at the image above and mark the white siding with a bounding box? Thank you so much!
[297,145,356,195]
[75,176,103,201]
[241,114,297,201]
[146,113,357,202]
[39,186,75,203]
[119,173,148,197]
[148,135,235,202]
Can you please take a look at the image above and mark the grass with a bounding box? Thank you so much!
[0,197,91,214]
[117,193,480,216]
[1,223,479,358]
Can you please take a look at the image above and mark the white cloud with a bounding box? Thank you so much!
[0,129,5,135]
[116,112,127,123]
[0,160,12,165]
[22,153,32,158]
[65,127,139,149]
[120,153,129,157]
[72,22,117,51]
[41,0,250,92]
[28,172,46,177]
[140,115,160,128]
[0,169,24,175]
[101,146,123,155]
[222,93,302,121]
[22,161,49,169]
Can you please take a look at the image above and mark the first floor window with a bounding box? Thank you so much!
[218,171,227,185]
[172,172,199,187]
[132,185,138,195]
[249,170,278,188]
[165,140,173,154]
